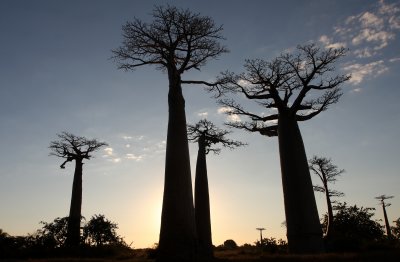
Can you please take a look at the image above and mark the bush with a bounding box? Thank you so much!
[223,239,238,249]
[322,202,385,251]
[83,214,123,247]
[0,215,132,259]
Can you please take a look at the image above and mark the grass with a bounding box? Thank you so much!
[2,250,400,262]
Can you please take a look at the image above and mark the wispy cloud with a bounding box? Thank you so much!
[122,135,145,141]
[331,1,399,54]
[112,158,121,163]
[126,153,144,161]
[217,107,241,122]
[318,0,399,86]
[104,147,114,156]
[227,114,241,122]
[389,57,400,62]
[343,60,388,85]
[318,35,346,49]
[103,147,122,164]
[103,134,165,164]
[218,107,234,114]
[351,88,362,93]
[198,112,208,118]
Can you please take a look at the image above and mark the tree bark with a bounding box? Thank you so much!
[195,135,213,260]
[277,110,324,253]
[325,183,334,239]
[382,204,392,238]
[157,69,197,262]
[66,158,83,247]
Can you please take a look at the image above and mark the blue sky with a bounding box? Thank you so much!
[0,0,399,248]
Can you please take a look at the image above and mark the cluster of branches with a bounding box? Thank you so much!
[187,119,246,154]
[112,5,228,76]
[49,132,108,168]
[309,156,345,198]
[215,44,350,136]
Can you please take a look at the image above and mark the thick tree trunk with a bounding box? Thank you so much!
[277,111,324,253]
[195,136,213,260]
[66,158,83,247]
[157,70,197,262]
[325,184,334,239]
[382,204,392,238]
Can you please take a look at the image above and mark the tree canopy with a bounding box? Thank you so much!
[49,132,108,168]
[217,44,350,136]
[187,119,245,154]
[112,5,228,76]
[309,156,345,198]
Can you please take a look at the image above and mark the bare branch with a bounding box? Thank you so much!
[215,43,349,137]
[187,119,246,154]
[309,155,345,198]
[112,5,228,74]
[296,88,343,121]
[225,121,278,137]
[49,132,108,169]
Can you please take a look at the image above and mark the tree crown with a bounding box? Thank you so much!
[375,195,394,206]
[309,155,345,197]
[187,119,245,154]
[49,132,108,168]
[112,5,228,75]
[217,44,350,137]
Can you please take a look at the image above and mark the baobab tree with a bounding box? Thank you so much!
[217,44,350,253]
[112,5,228,261]
[309,156,345,239]
[49,132,108,247]
[375,195,394,238]
[187,119,244,259]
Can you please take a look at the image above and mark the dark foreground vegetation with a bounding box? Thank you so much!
[1,246,400,262]
[1,209,400,261]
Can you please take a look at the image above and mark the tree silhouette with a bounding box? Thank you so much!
[83,214,121,247]
[217,44,350,253]
[49,132,108,247]
[38,216,70,248]
[309,156,345,239]
[391,217,400,240]
[187,119,244,259]
[375,195,394,238]
[321,202,384,251]
[112,5,228,261]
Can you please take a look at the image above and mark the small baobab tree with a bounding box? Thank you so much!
[112,5,228,261]
[309,156,345,239]
[217,44,350,253]
[49,132,108,247]
[187,119,245,259]
[375,195,394,238]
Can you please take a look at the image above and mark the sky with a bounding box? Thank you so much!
[0,0,399,248]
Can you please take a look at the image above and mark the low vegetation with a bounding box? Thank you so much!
[2,204,400,261]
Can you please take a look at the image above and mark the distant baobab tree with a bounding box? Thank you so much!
[256,227,266,246]
[309,156,345,239]
[112,5,228,261]
[217,44,350,253]
[49,132,108,247]
[187,119,245,259]
[375,195,394,238]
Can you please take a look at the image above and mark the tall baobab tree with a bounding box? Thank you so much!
[375,195,394,238]
[187,119,244,259]
[309,156,345,239]
[112,5,228,261]
[217,44,350,253]
[49,132,108,247]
